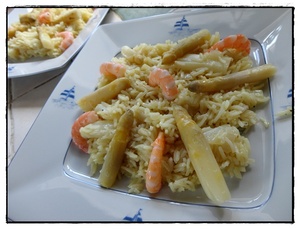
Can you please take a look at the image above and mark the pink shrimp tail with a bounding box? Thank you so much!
[99,62,126,80]
[207,34,251,56]
[38,9,51,24]
[57,31,74,51]
[71,111,100,153]
[146,131,165,194]
[149,68,178,101]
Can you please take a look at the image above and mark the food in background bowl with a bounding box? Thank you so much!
[8,8,94,62]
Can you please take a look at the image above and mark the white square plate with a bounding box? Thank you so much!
[8,8,293,221]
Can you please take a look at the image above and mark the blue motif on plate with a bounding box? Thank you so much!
[174,16,190,30]
[284,88,292,106]
[287,88,292,98]
[279,88,292,113]
[123,208,143,222]
[8,66,15,72]
[52,86,77,109]
[169,16,200,40]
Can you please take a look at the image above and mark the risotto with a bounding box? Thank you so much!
[73,29,274,201]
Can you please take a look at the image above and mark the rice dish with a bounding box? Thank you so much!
[78,30,270,194]
[8,8,94,61]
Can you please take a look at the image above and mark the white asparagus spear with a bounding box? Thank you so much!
[173,105,231,204]
[188,64,276,93]
[77,78,130,112]
[162,29,211,65]
[99,109,134,188]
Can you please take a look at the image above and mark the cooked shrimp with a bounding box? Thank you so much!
[71,111,100,153]
[100,62,126,80]
[146,131,165,194]
[56,31,74,51]
[148,68,179,101]
[206,34,251,56]
[37,9,52,25]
